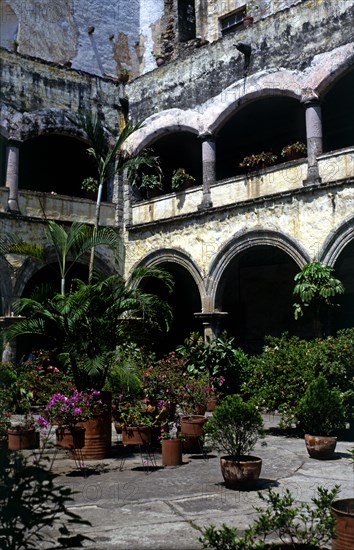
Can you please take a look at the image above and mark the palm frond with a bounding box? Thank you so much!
[0,233,45,260]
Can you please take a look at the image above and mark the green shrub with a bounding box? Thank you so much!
[296,375,345,435]
[205,394,264,459]
[245,331,354,427]
[176,331,250,394]
[199,485,340,549]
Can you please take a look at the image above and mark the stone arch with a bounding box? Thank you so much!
[130,247,206,351]
[320,216,354,267]
[125,109,202,153]
[11,108,87,142]
[320,216,354,332]
[208,229,309,303]
[207,229,310,352]
[314,46,354,96]
[13,246,112,299]
[204,70,303,134]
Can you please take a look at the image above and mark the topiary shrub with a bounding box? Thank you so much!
[205,394,264,460]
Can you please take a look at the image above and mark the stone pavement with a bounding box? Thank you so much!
[39,414,354,550]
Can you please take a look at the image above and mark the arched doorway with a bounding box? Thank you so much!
[139,261,202,354]
[216,96,306,180]
[333,239,354,331]
[19,134,102,199]
[322,68,354,152]
[215,245,302,354]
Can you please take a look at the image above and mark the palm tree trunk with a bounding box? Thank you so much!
[89,180,104,282]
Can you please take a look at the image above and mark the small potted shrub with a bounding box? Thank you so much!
[7,388,41,451]
[117,67,130,83]
[205,394,264,489]
[171,168,196,191]
[295,375,345,459]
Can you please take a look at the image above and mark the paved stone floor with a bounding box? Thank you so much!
[24,414,354,549]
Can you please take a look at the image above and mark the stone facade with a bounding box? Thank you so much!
[1,0,354,353]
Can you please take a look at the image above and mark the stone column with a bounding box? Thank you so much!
[302,94,323,185]
[5,139,21,212]
[198,133,214,210]
[194,312,228,341]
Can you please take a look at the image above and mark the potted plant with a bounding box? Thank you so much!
[205,394,264,489]
[81,176,99,200]
[171,168,196,191]
[200,484,340,548]
[239,151,277,171]
[243,1,259,27]
[43,389,99,451]
[295,375,345,459]
[331,448,354,549]
[7,388,41,450]
[120,402,160,446]
[281,141,307,160]
[160,423,183,466]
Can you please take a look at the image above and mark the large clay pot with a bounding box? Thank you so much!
[220,455,262,489]
[78,391,112,460]
[304,434,337,460]
[161,438,182,466]
[181,415,207,437]
[331,498,354,550]
[55,427,86,450]
[122,426,151,446]
[7,428,40,450]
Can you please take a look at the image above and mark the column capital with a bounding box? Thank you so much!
[7,137,22,147]
[301,88,321,106]
[198,132,215,142]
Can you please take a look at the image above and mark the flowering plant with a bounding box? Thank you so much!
[159,422,184,441]
[179,373,212,415]
[142,352,187,422]
[281,141,307,158]
[44,389,102,429]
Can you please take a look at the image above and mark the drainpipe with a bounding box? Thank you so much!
[5,139,21,213]
[302,93,323,185]
[198,132,214,210]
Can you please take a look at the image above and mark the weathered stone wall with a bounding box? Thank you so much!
[0,49,120,136]
[128,0,354,120]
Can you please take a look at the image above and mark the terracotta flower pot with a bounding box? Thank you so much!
[161,438,182,466]
[55,426,86,450]
[220,455,262,489]
[122,426,152,446]
[78,390,112,460]
[304,434,337,460]
[180,415,207,437]
[331,498,354,550]
[7,428,40,450]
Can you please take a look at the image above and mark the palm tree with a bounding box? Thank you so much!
[0,221,121,296]
[6,268,174,390]
[70,112,152,280]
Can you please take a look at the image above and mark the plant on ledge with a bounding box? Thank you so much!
[281,141,307,159]
[239,151,277,170]
[171,168,196,190]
